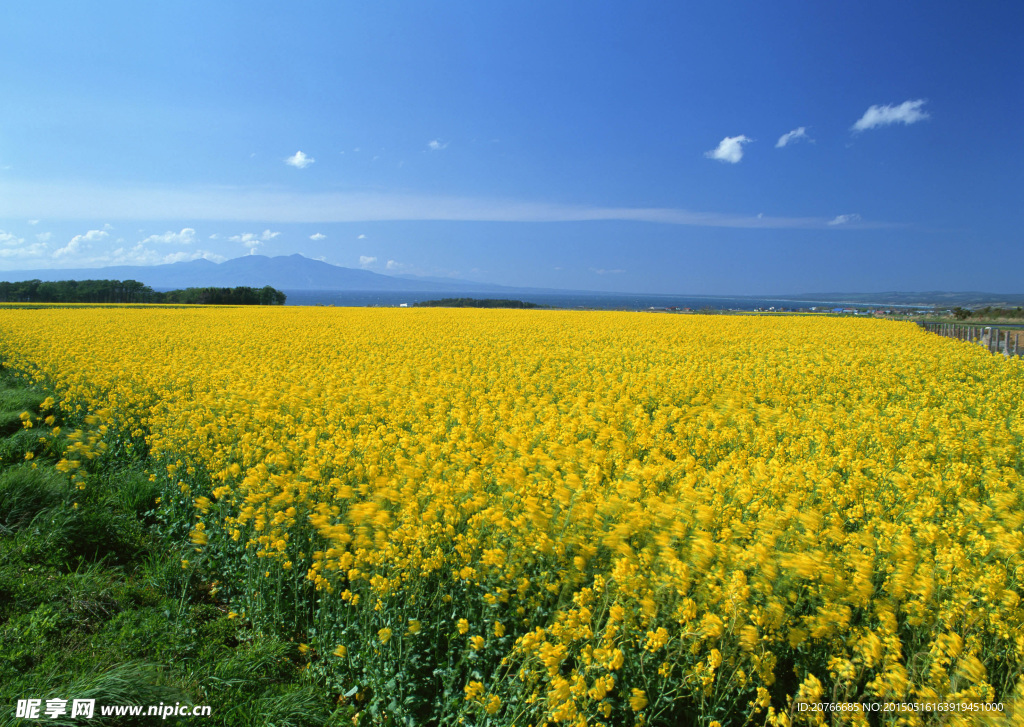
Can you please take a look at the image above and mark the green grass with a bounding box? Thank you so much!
[0,368,346,726]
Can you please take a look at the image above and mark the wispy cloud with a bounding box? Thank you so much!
[35,232,52,243]
[590,268,626,275]
[852,99,929,132]
[359,255,377,267]
[53,229,108,259]
[776,127,811,148]
[427,139,448,151]
[386,259,401,270]
[0,181,897,230]
[357,233,366,239]
[309,232,326,240]
[27,219,39,225]
[0,239,48,259]
[229,229,280,244]
[0,230,47,260]
[230,229,280,255]
[140,228,196,245]
[285,151,315,168]
[705,135,752,164]
[108,244,226,266]
[162,250,227,264]
[827,213,862,226]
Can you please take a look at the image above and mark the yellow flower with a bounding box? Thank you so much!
[470,635,485,651]
[629,688,648,711]
[377,627,392,645]
[407,619,421,635]
[333,644,347,658]
[457,618,469,634]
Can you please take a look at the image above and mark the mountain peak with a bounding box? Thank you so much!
[0,254,511,294]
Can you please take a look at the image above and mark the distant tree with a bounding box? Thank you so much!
[413,298,541,309]
[0,279,284,305]
[952,306,971,320]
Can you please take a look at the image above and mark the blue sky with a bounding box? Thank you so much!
[0,1,1021,294]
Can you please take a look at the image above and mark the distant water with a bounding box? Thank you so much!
[282,289,909,312]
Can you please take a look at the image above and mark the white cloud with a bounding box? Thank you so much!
[309,232,326,240]
[208,233,220,240]
[0,230,24,246]
[229,229,279,255]
[107,244,226,266]
[852,99,929,132]
[357,234,366,239]
[140,227,196,245]
[53,229,108,259]
[359,255,377,267]
[162,250,227,264]
[427,139,448,151]
[386,259,401,270]
[0,230,47,260]
[103,222,114,231]
[229,229,280,244]
[35,232,52,242]
[827,213,862,226]
[27,219,39,225]
[590,268,626,275]
[110,244,160,265]
[776,127,811,148]
[285,151,315,168]
[0,242,48,259]
[705,135,752,164]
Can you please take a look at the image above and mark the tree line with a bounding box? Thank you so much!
[953,306,1024,320]
[0,279,287,305]
[413,298,543,308]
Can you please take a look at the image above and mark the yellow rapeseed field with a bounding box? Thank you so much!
[1,307,1023,726]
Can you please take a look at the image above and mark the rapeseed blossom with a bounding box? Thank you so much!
[1,306,1023,725]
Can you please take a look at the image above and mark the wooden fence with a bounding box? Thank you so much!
[918,322,1024,358]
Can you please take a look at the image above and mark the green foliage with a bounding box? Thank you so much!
[160,285,287,305]
[413,298,543,308]
[0,279,287,305]
[0,370,339,727]
[953,305,1024,320]
[0,278,158,304]
[0,385,44,436]
[0,465,68,530]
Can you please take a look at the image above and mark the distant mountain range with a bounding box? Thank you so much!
[1,254,1022,306]
[0,254,519,294]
